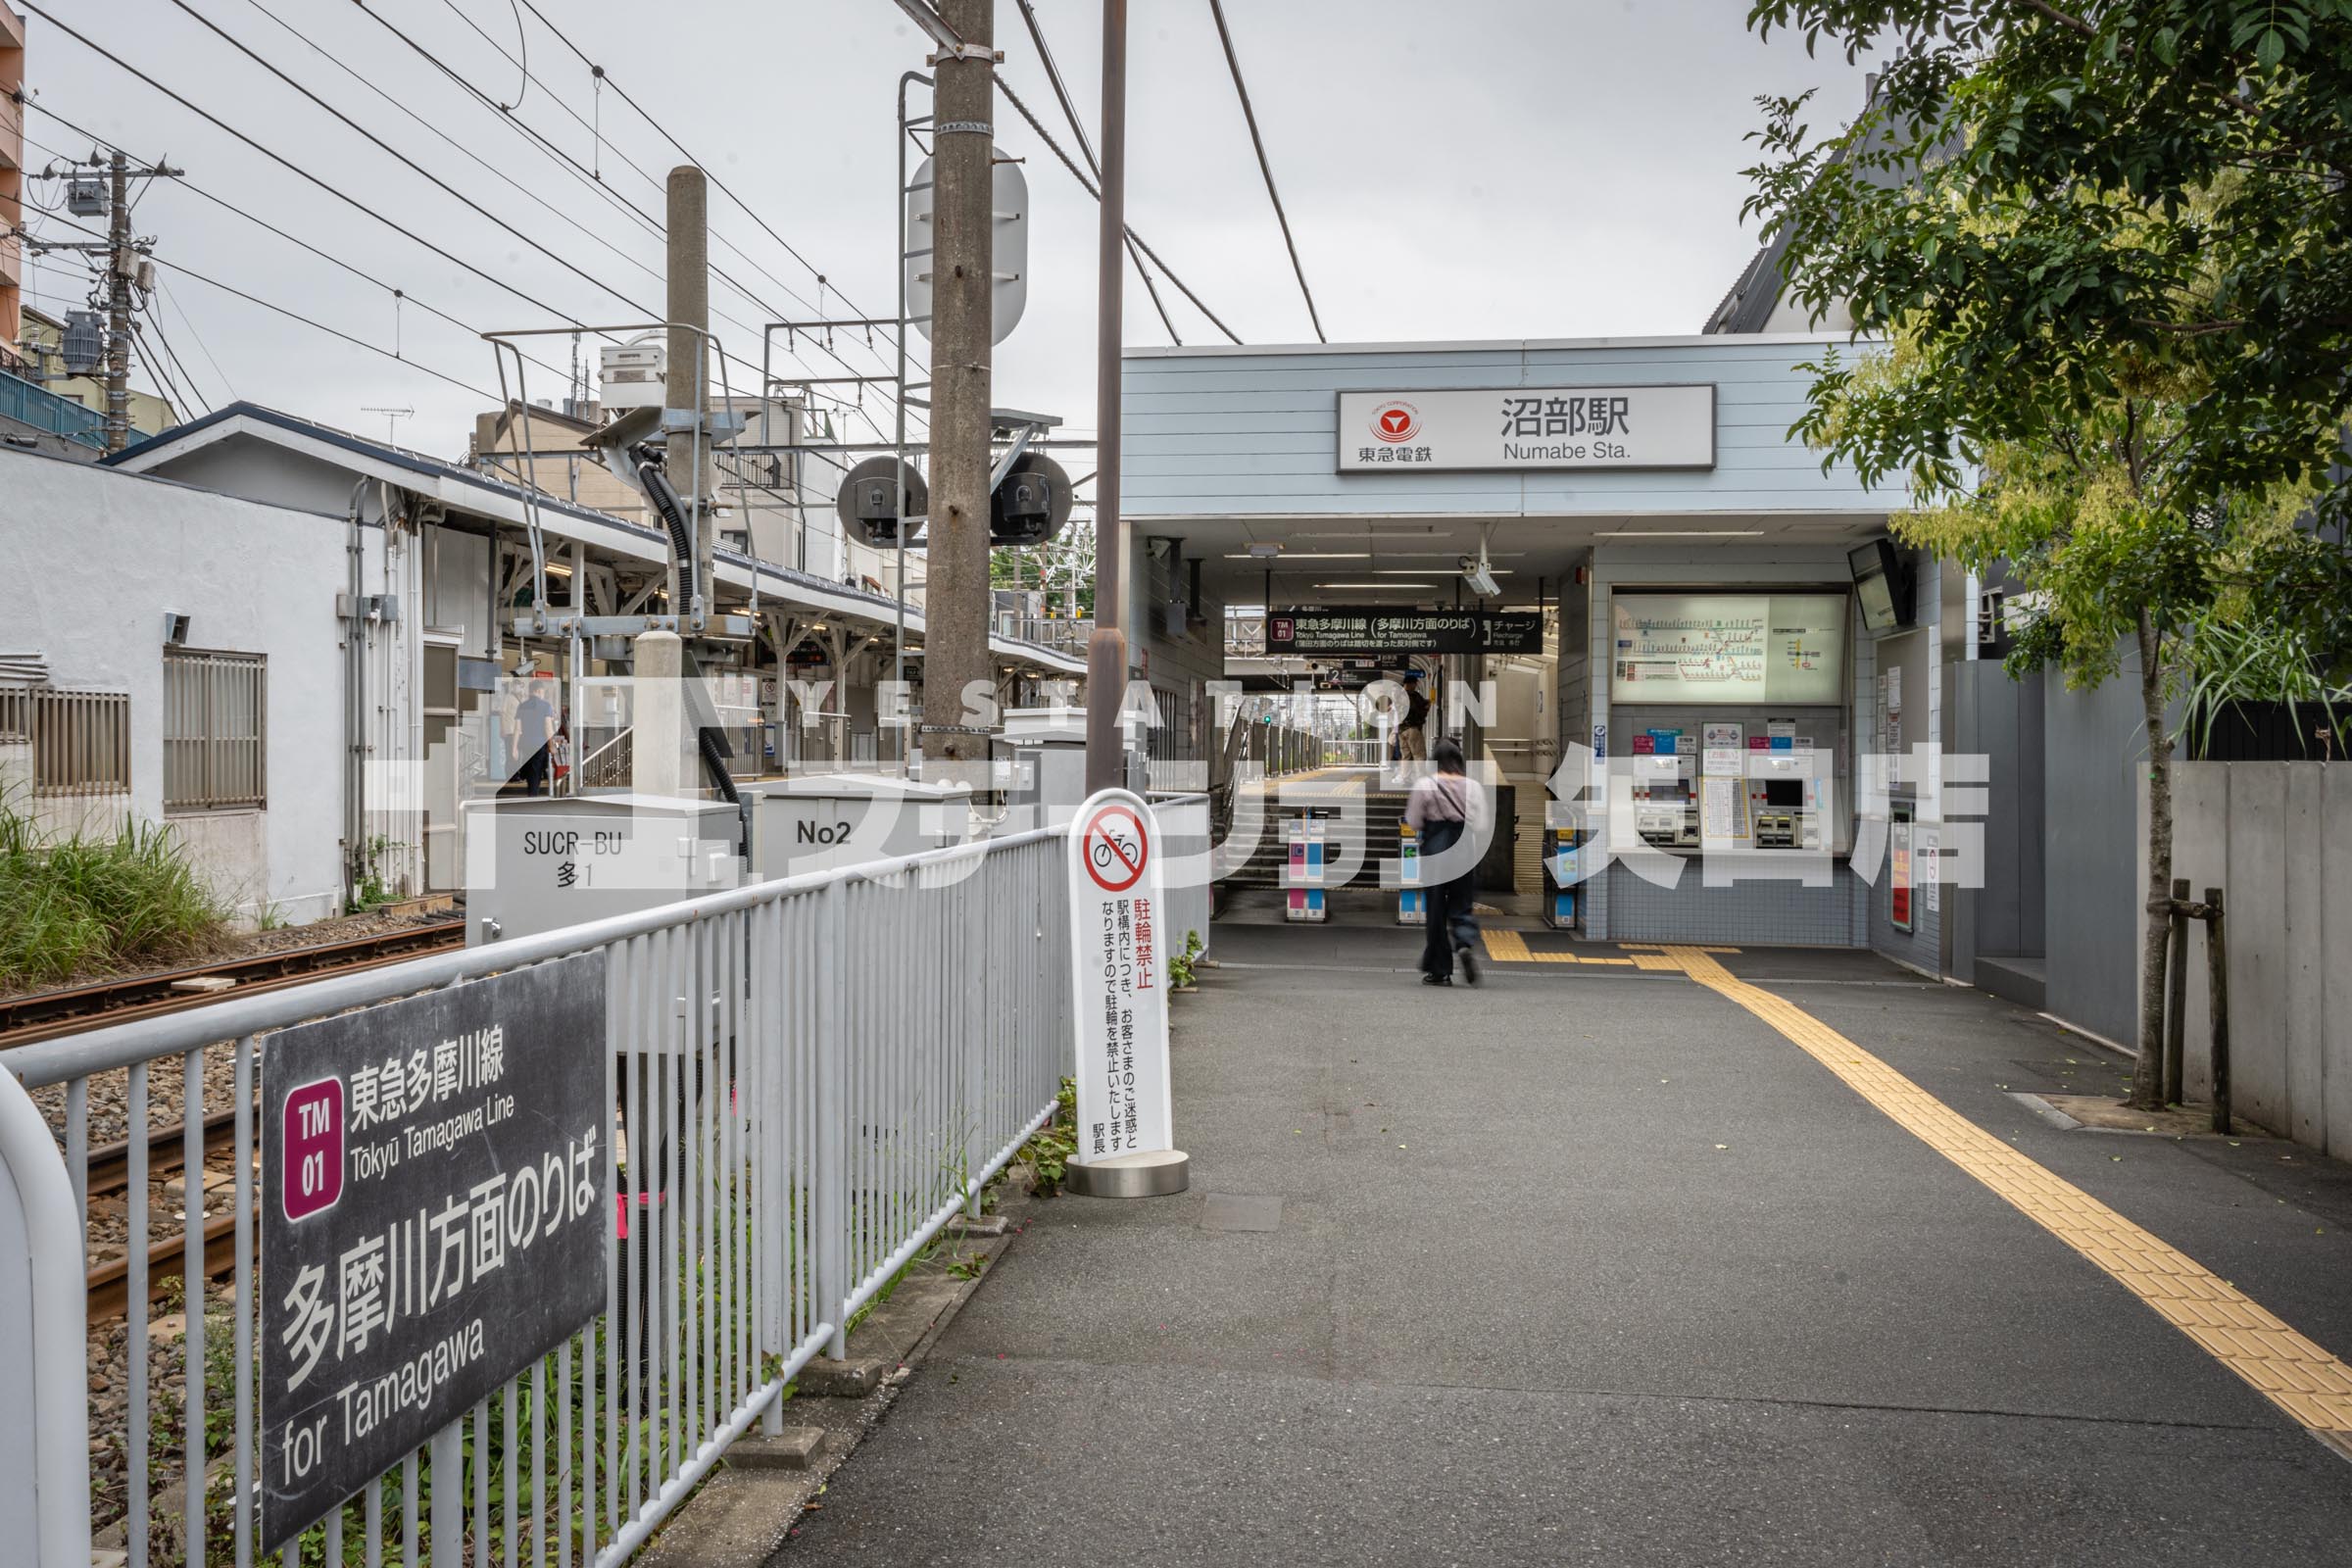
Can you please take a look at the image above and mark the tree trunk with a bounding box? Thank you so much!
[2128,609,2174,1110]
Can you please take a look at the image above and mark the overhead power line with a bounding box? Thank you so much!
[1011,0,1181,344]
[26,205,502,402]
[23,108,572,388]
[153,0,654,322]
[19,4,610,340]
[29,6,825,424]
[994,76,1243,345]
[345,0,929,443]
[1205,0,1325,343]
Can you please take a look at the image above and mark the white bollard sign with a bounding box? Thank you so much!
[1063,789,1189,1198]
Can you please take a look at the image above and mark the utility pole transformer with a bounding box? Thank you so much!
[1085,0,1130,792]
[924,0,997,781]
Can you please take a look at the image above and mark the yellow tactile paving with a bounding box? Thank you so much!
[1478,930,1636,966]
[1655,944,2352,1449]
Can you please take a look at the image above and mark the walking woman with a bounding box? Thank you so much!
[1404,737,1487,986]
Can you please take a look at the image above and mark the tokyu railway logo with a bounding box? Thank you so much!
[1369,400,1420,443]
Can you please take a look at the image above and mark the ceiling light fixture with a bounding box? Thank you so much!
[1592,528,1767,538]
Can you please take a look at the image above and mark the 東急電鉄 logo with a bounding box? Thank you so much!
[1370,401,1420,444]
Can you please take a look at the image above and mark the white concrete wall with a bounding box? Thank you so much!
[2151,761,2352,1158]
[0,450,361,924]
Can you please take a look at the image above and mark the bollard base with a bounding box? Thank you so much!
[1064,1148,1190,1199]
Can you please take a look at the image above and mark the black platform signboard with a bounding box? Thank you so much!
[259,953,607,1552]
[1266,609,1544,657]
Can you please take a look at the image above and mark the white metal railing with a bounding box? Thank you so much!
[1,826,1074,1568]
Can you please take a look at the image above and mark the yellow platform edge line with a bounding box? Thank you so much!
[1655,946,2352,1440]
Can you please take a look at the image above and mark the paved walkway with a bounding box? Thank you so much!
[774,924,2352,1565]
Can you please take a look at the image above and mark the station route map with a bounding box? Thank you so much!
[1609,593,1845,706]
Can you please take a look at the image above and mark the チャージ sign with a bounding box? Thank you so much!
[1338,384,1715,471]
[259,954,607,1554]
[1066,791,1175,1164]
[1265,610,1543,657]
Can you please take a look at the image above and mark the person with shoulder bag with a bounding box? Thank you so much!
[1403,737,1486,986]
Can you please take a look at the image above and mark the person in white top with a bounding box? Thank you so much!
[1403,736,1488,986]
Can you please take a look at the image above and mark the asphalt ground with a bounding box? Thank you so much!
[771,923,2352,1566]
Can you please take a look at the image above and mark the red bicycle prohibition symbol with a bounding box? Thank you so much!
[1081,803,1150,893]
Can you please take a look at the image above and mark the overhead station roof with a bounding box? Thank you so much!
[107,403,1085,675]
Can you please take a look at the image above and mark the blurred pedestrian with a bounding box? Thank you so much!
[1405,736,1486,986]
[1396,668,1430,762]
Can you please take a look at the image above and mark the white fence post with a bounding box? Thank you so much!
[0,1068,93,1568]
[815,879,849,1358]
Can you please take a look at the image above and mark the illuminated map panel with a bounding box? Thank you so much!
[1608,592,1847,706]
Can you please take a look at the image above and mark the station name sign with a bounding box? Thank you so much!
[1268,610,1544,657]
[1338,384,1715,472]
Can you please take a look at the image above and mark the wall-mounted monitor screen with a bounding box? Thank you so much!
[1847,539,1909,631]
[1609,592,1848,707]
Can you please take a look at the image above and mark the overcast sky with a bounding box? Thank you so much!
[17,0,1870,459]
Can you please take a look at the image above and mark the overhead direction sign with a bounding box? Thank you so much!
[1267,610,1543,657]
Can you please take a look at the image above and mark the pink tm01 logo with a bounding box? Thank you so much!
[1370,401,1420,443]
[281,1076,345,1222]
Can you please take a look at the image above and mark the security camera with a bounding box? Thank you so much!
[1458,555,1500,599]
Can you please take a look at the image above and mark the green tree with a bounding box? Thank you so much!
[1742,1,2352,1108]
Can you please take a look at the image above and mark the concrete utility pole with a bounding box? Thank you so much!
[1084,0,1129,792]
[666,164,713,632]
[102,150,131,454]
[924,0,997,781]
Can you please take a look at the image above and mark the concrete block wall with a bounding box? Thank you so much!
[2153,761,2352,1158]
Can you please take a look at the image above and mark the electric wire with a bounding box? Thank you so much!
[20,109,574,395]
[344,0,928,444]
[1011,0,1181,344]
[1205,0,1326,342]
[27,204,503,401]
[18,4,616,339]
[230,0,670,284]
[485,0,935,446]
[153,0,661,323]
[144,309,219,415]
[158,277,238,401]
[994,75,1243,344]
[25,11,815,424]
[130,318,206,418]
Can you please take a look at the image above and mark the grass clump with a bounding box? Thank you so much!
[0,796,229,990]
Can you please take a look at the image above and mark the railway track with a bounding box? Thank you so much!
[2,917,465,1050]
[20,919,467,1319]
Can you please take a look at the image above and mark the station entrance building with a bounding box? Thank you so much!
[1127,333,1969,972]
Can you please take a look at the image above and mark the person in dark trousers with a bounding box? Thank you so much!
[1404,736,1486,985]
[1395,668,1430,761]
[514,677,558,796]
